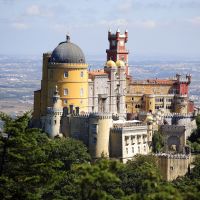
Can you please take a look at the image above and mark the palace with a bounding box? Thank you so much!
[32,29,195,166]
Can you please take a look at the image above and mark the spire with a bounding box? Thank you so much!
[116,28,120,33]
[66,33,70,42]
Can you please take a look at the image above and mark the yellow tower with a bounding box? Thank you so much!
[33,35,88,120]
[145,94,155,113]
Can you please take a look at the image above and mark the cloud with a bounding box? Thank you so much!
[11,22,29,30]
[119,0,200,10]
[25,4,54,17]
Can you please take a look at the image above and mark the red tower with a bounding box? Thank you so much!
[106,29,129,74]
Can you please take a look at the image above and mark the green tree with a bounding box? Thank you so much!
[152,131,164,153]
[0,112,90,199]
[118,155,162,196]
[188,114,200,152]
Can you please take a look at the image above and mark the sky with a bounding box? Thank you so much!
[0,0,200,60]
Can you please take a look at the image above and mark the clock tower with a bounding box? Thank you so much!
[106,28,129,75]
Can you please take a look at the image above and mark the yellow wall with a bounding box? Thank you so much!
[128,83,172,95]
[47,63,89,113]
[126,82,173,113]
[146,95,155,113]
[126,95,143,113]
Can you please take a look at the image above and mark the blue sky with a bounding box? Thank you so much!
[0,0,200,59]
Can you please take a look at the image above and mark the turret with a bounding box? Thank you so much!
[106,29,129,75]
[45,86,63,138]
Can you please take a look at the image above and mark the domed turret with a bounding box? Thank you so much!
[116,60,125,67]
[106,60,117,68]
[51,35,85,63]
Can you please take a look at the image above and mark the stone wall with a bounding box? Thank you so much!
[156,153,191,181]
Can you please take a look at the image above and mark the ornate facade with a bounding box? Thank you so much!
[32,29,195,166]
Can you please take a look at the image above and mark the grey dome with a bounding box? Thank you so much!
[51,35,85,63]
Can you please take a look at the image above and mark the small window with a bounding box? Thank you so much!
[93,137,97,144]
[64,71,68,78]
[126,148,128,154]
[132,147,134,153]
[111,40,116,46]
[64,88,68,96]
[144,145,146,152]
[80,71,84,78]
[80,88,84,97]
[63,99,67,104]
[138,146,140,153]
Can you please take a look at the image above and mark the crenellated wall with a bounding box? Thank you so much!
[156,153,191,181]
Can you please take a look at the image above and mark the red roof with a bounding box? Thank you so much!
[88,70,107,79]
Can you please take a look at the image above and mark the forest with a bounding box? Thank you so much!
[0,112,200,200]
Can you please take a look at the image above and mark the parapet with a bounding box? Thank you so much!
[89,112,113,119]
[47,107,63,115]
[155,153,190,159]
[164,113,194,118]
[67,112,113,120]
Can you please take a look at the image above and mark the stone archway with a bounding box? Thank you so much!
[167,136,180,152]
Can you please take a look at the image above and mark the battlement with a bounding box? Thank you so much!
[89,112,112,119]
[155,153,190,159]
[71,113,90,118]
[108,29,128,41]
[43,52,51,56]
[161,125,186,132]
[48,63,88,68]
[69,112,113,119]
[113,121,145,128]
[47,107,63,114]
[164,113,194,118]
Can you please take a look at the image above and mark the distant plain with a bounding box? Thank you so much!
[0,55,199,116]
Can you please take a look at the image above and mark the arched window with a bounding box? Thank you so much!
[64,71,68,78]
[64,88,68,96]
[80,88,84,97]
[80,71,84,78]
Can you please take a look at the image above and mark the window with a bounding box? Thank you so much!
[119,40,124,46]
[126,148,128,154]
[131,136,135,144]
[63,99,67,104]
[80,71,84,78]
[93,137,97,144]
[64,71,68,78]
[132,147,134,153]
[144,145,146,152]
[91,124,98,134]
[80,88,84,97]
[138,146,140,153]
[111,40,116,46]
[125,136,129,146]
[64,88,68,96]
